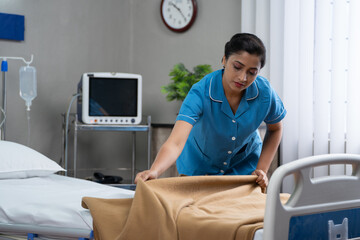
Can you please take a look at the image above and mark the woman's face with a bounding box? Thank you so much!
[222,51,261,95]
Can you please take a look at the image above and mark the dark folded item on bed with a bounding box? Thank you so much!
[82,175,289,240]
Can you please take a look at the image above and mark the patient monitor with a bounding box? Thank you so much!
[77,72,142,125]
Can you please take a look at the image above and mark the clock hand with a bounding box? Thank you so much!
[169,1,187,21]
[169,2,180,11]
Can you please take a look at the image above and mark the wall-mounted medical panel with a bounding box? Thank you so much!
[0,12,25,41]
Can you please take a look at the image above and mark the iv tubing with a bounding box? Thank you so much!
[0,107,5,129]
[64,93,81,176]
[26,110,31,147]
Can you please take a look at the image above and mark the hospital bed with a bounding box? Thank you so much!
[1,139,360,239]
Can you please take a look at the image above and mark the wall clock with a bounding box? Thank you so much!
[160,0,197,33]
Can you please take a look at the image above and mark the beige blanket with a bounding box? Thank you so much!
[82,175,289,240]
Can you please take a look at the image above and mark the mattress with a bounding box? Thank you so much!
[0,174,135,231]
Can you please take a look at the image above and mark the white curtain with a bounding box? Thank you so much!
[241,0,360,193]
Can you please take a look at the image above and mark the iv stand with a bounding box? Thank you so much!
[0,55,34,140]
[1,70,6,140]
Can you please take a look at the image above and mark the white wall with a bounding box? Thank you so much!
[0,0,241,181]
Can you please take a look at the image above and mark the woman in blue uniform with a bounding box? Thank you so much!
[135,33,286,190]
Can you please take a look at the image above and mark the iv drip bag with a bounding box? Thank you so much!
[19,66,37,111]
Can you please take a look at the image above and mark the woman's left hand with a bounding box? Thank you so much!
[251,169,268,192]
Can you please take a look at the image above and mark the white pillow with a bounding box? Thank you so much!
[0,140,65,179]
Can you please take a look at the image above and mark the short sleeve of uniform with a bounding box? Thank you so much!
[176,82,203,125]
[264,87,287,124]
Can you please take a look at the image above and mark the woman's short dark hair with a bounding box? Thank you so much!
[224,33,266,69]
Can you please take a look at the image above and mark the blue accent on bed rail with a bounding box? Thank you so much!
[0,12,25,41]
[77,231,93,240]
[289,207,360,239]
[27,233,38,240]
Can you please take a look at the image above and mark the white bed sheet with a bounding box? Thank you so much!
[0,174,135,231]
[253,229,263,240]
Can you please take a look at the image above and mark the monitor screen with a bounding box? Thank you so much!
[78,72,142,125]
[89,77,138,117]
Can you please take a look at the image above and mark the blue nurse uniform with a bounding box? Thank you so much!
[175,69,286,176]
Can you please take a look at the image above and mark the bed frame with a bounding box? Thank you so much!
[264,153,360,240]
[0,223,93,239]
[2,154,360,240]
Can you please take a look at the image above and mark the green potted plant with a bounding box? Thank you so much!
[161,63,212,101]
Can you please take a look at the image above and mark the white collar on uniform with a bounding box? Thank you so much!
[209,70,259,102]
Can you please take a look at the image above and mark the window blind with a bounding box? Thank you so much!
[241,0,360,192]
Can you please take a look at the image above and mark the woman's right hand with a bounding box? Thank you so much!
[134,169,158,184]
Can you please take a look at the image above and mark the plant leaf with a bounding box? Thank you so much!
[162,63,212,101]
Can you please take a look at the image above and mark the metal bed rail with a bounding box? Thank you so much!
[0,223,93,240]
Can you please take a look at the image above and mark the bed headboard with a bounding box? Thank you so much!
[263,154,360,240]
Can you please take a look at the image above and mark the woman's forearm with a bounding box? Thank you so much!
[135,121,192,183]
[257,121,283,173]
[149,141,184,177]
[150,121,192,176]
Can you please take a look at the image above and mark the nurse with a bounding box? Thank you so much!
[135,33,286,190]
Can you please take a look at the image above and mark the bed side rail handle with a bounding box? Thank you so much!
[263,153,360,240]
